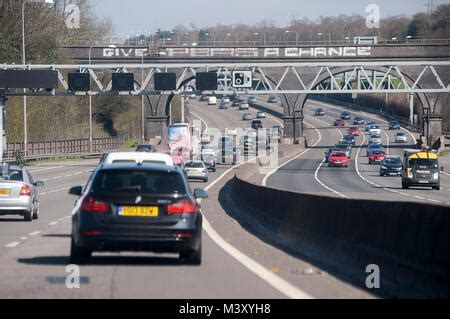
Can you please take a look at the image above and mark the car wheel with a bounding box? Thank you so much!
[204,178,208,183]
[32,208,39,220]
[24,210,33,222]
[434,186,440,190]
[70,237,92,264]
[402,182,409,189]
[180,243,202,265]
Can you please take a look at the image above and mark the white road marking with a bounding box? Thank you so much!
[28,231,41,236]
[262,121,321,186]
[314,159,350,198]
[48,221,58,226]
[20,237,27,240]
[5,242,20,248]
[192,110,313,299]
[28,166,64,173]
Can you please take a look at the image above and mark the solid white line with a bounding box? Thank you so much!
[262,121,321,186]
[5,242,20,248]
[314,159,350,198]
[193,112,313,299]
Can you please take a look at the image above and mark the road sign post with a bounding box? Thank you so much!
[0,89,5,163]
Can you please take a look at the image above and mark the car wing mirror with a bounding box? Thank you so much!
[68,186,83,196]
[34,181,44,187]
[194,188,208,200]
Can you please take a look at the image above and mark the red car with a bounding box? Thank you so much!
[328,151,349,167]
[368,150,385,164]
[334,119,345,127]
[347,126,360,136]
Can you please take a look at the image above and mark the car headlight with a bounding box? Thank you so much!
[433,173,439,180]
[407,172,413,178]
[381,166,387,169]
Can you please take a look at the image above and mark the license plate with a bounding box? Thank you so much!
[119,206,158,217]
[0,188,11,195]
[418,180,428,184]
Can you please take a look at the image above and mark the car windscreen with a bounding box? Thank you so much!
[372,151,384,155]
[185,162,204,168]
[408,158,438,169]
[331,152,346,157]
[91,170,186,195]
[384,158,401,165]
[201,155,215,162]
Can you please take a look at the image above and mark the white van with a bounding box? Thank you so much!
[208,96,217,105]
[103,152,174,166]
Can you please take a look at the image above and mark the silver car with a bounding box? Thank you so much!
[369,134,382,144]
[257,112,266,119]
[184,160,208,182]
[0,164,44,221]
[395,132,408,143]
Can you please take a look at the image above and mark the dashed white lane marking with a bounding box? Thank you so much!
[192,111,313,299]
[20,237,27,240]
[40,187,73,197]
[28,231,41,236]
[48,221,58,226]
[262,120,322,186]
[28,166,65,173]
[441,171,450,177]
[354,133,381,188]
[5,242,20,248]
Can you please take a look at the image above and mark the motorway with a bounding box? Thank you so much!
[0,98,374,299]
[259,98,450,206]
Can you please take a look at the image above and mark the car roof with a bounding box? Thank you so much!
[100,163,178,172]
[104,152,174,166]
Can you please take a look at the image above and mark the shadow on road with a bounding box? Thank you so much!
[17,255,185,266]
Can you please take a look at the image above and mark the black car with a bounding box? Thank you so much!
[341,134,356,146]
[200,153,216,172]
[68,163,207,264]
[135,144,156,152]
[388,121,401,130]
[353,116,365,125]
[315,108,325,116]
[340,111,351,120]
[380,156,403,176]
[251,120,263,130]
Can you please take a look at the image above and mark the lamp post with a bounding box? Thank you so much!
[285,30,298,45]
[22,0,54,157]
[318,32,331,44]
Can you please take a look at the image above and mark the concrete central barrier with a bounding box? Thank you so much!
[231,176,449,298]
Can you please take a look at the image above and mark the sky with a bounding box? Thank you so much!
[91,0,449,35]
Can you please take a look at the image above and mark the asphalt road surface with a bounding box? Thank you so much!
[0,98,374,299]
[262,98,450,206]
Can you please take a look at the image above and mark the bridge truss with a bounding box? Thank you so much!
[1,61,449,96]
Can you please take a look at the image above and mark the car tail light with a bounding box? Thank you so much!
[19,185,32,197]
[80,196,110,213]
[167,199,197,215]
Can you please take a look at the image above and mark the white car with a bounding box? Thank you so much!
[369,135,382,144]
[208,96,217,105]
[222,97,230,103]
[395,132,408,143]
[103,152,174,166]
[369,127,381,136]
[256,112,266,119]
[201,145,216,156]
[201,133,211,143]
[239,103,250,110]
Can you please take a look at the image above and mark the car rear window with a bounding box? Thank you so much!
[1,169,23,181]
[185,162,204,168]
[92,169,186,195]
